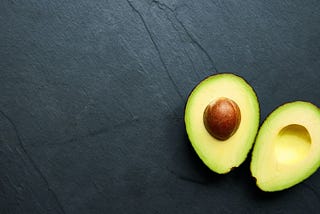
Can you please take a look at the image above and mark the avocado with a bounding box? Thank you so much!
[185,73,260,174]
[251,101,320,191]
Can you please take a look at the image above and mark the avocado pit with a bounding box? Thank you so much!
[203,97,241,140]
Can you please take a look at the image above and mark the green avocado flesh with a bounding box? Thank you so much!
[251,101,320,191]
[185,73,260,174]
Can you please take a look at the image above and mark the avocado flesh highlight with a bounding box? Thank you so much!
[185,73,260,174]
[251,101,320,191]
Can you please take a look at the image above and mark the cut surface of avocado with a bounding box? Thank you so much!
[185,73,260,174]
[251,101,320,191]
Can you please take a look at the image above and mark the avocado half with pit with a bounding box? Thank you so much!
[185,73,260,174]
[251,101,320,191]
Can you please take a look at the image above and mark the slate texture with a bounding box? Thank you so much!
[1,0,320,213]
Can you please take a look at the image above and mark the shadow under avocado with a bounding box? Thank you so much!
[235,149,291,201]
[165,108,225,185]
[166,110,304,206]
[164,106,300,201]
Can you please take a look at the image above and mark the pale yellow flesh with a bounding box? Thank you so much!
[251,102,320,191]
[185,74,259,174]
[275,124,311,165]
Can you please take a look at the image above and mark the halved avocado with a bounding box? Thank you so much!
[251,101,320,191]
[185,73,260,174]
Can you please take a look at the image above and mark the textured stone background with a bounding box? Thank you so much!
[1,0,320,213]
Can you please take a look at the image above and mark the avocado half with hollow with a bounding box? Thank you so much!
[251,101,320,191]
[185,73,260,174]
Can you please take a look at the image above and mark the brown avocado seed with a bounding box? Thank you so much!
[203,97,241,141]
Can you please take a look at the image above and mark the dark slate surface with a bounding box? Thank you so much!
[1,0,320,213]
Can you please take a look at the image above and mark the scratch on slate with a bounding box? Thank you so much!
[36,116,141,148]
[152,0,219,74]
[166,166,208,186]
[0,109,66,214]
[152,0,174,11]
[126,0,184,101]
[185,50,201,80]
[209,0,220,7]
[177,19,219,74]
